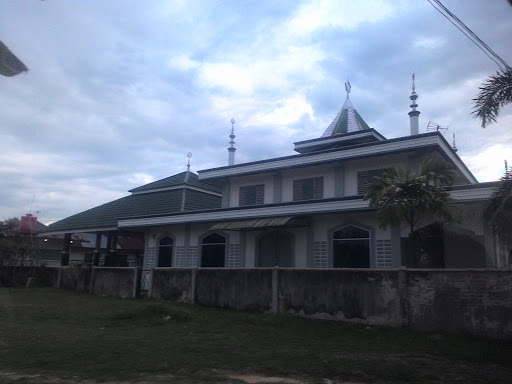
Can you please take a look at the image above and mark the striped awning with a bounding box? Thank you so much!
[209,217,292,231]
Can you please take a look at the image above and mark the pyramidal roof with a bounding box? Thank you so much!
[321,83,370,137]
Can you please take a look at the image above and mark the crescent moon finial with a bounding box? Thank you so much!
[345,81,351,96]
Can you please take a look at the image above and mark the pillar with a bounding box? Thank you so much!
[93,232,101,266]
[60,233,71,266]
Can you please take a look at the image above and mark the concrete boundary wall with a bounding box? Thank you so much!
[151,268,512,339]
[0,266,140,299]
[2,266,510,339]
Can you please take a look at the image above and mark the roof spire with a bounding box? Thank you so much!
[321,81,370,137]
[184,152,192,183]
[228,118,236,166]
[408,73,420,135]
[186,152,192,172]
[452,134,458,153]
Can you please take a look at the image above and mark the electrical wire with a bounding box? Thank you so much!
[432,0,510,69]
[427,0,510,71]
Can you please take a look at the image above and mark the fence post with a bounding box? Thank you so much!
[397,267,409,327]
[132,268,139,298]
[89,267,96,295]
[191,268,197,304]
[272,267,279,314]
[56,267,62,289]
[148,268,154,298]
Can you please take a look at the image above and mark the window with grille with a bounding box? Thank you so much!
[158,236,174,267]
[239,184,264,206]
[293,177,323,201]
[357,169,386,195]
[332,225,370,268]
[201,233,226,267]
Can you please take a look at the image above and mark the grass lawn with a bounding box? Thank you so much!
[0,288,511,383]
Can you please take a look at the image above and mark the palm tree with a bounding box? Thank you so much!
[485,168,512,249]
[363,159,456,266]
[472,67,512,128]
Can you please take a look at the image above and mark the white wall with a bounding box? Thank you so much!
[223,152,444,206]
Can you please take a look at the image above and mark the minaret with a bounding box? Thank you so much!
[228,118,236,166]
[408,73,420,135]
[181,152,192,212]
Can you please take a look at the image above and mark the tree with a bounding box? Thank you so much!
[472,67,512,128]
[0,217,20,231]
[363,159,457,266]
[485,168,512,249]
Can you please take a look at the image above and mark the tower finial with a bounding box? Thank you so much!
[408,73,420,135]
[452,134,458,153]
[345,81,351,99]
[186,152,192,171]
[228,118,236,166]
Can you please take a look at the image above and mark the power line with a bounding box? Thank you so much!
[427,0,510,71]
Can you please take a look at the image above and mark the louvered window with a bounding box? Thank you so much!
[357,169,386,195]
[239,184,264,206]
[293,177,323,201]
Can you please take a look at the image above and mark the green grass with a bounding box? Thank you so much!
[0,288,511,383]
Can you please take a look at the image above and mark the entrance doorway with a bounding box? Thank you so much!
[257,230,293,267]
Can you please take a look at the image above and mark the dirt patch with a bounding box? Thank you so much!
[225,373,306,383]
[0,370,364,384]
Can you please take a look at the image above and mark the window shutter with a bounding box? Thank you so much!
[293,180,302,201]
[358,169,385,195]
[239,187,247,206]
[357,171,369,195]
[239,184,265,206]
[255,184,264,204]
[313,177,323,199]
[293,177,324,201]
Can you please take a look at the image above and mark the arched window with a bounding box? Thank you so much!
[332,225,370,268]
[201,233,226,267]
[158,236,174,267]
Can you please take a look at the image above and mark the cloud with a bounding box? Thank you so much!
[0,0,511,224]
[284,0,400,35]
[462,144,511,182]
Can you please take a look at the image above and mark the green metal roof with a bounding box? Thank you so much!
[130,171,220,193]
[45,186,221,233]
[322,97,370,137]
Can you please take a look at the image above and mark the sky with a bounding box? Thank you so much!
[1,0,511,225]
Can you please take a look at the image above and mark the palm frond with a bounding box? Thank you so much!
[485,170,512,247]
[364,161,457,232]
[472,68,512,128]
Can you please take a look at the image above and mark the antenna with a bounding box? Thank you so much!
[427,121,448,133]
[29,193,35,214]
